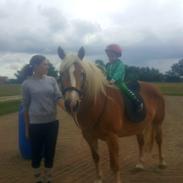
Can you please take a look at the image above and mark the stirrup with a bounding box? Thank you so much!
[137,102,143,112]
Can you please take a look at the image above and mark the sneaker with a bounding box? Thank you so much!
[34,168,43,183]
[35,176,43,183]
[44,175,52,183]
[44,168,52,183]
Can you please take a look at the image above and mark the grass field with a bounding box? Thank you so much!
[154,82,183,96]
[0,84,21,116]
[0,100,21,116]
[0,83,183,97]
[0,82,182,116]
[0,84,21,97]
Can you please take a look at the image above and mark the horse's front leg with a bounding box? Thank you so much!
[82,132,102,183]
[107,133,121,183]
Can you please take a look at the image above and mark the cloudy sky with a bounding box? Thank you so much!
[0,0,183,78]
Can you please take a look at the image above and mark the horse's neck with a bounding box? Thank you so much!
[77,99,95,129]
[80,97,95,111]
[77,87,123,131]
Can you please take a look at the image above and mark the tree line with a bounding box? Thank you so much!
[125,58,183,82]
[9,58,183,83]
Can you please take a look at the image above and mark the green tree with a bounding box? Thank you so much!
[171,59,183,77]
[47,63,58,78]
[14,63,58,83]
[125,65,164,82]
[125,66,140,81]
[164,71,182,82]
[164,59,183,82]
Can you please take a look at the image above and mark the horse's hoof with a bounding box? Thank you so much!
[135,163,145,170]
[159,161,167,169]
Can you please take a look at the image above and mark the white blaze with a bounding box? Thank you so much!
[69,65,76,87]
[69,65,79,101]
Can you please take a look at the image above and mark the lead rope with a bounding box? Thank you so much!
[71,109,80,128]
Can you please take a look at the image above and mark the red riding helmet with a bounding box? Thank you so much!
[105,44,122,57]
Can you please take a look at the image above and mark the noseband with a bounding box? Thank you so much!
[59,72,86,97]
[63,87,83,96]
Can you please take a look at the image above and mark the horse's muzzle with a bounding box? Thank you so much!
[64,99,80,113]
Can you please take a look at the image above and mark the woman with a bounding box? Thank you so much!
[22,55,64,183]
[105,43,143,112]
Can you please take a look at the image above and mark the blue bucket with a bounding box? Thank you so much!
[18,104,32,160]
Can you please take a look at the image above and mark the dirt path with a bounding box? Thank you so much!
[0,96,183,183]
[0,95,21,102]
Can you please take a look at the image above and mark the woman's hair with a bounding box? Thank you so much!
[21,55,46,81]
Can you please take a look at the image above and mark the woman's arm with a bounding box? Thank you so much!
[51,77,65,110]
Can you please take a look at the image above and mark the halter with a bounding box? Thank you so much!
[59,71,86,98]
[63,87,83,96]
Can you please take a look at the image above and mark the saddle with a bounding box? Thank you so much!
[123,81,146,123]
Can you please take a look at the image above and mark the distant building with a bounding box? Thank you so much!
[0,76,8,84]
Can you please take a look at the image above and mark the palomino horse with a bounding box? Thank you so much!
[57,47,166,183]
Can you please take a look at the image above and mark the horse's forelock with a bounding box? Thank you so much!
[60,54,81,72]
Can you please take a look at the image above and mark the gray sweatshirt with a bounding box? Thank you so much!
[22,75,62,124]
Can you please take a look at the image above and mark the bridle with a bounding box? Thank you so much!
[58,71,86,128]
[62,87,83,96]
[59,71,86,98]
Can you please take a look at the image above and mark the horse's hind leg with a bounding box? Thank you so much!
[82,133,102,183]
[107,133,121,183]
[135,133,145,170]
[155,124,167,168]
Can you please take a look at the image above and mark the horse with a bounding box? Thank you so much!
[57,46,166,183]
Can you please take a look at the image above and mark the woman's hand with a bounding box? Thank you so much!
[109,79,115,84]
[57,99,65,110]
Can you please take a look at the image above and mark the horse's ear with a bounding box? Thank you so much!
[78,47,85,60]
[58,46,66,60]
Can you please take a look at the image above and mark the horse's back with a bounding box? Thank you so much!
[140,81,162,97]
[96,81,165,137]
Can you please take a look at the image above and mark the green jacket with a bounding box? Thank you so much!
[106,59,138,101]
[106,59,125,87]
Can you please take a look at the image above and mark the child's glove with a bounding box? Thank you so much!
[109,79,115,84]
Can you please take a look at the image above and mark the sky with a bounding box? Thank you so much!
[0,0,183,78]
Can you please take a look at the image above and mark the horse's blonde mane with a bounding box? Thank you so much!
[60,54,109,100]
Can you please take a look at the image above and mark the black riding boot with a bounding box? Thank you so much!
[132,98,143,112]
